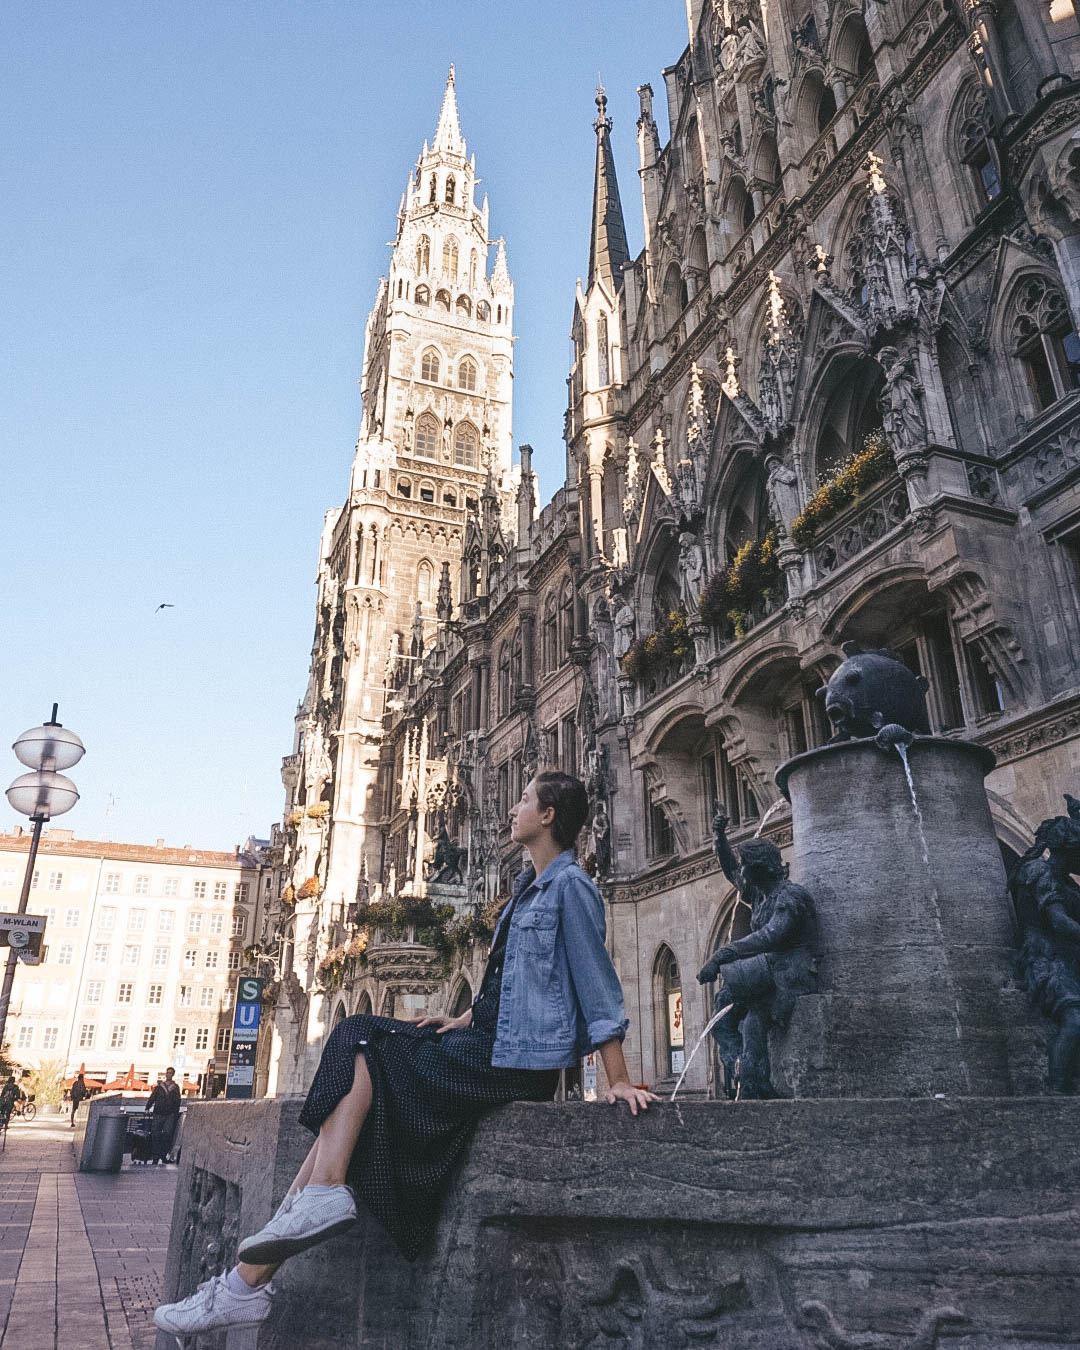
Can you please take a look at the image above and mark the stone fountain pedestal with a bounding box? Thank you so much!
[775,736,1044,1099]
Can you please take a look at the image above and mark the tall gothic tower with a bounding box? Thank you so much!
[275,70,515,1077]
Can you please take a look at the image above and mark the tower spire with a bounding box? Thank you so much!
[588,84,630,292]
[433,64,463,154]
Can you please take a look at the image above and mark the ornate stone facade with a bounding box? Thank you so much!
[268,4,1080,1097]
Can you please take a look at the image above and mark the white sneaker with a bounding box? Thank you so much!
[153,1271,273,1338]
[237,1184,357,1264]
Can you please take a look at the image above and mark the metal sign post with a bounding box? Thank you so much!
[225,976,263,1099]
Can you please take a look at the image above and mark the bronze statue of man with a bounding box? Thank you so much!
[1011,793,1080,1093]
[697,812,818,1099]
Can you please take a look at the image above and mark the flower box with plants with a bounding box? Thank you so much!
[285,810,304,828]
[297,876,320,900]
[789,429,895,550]
[306,801,330,819]
[698,529,780,639]
[619,607,693,682]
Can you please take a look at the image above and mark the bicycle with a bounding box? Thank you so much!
[11,1094,35,1122]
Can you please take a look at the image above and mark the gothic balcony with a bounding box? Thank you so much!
[807,475,910,580]
[1001,394,1080,507]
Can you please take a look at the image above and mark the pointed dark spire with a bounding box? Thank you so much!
[588,85,630,292]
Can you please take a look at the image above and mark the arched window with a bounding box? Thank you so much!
[477,299,491,322]
[662,263,687,329]
[456,294,472,319]
[654,947,684,1079]
[418,480,435,503]
[754,137,780,194]
[443,489,457,507]
[415,285,430,307]
[435,289,451,311]
[332,1002,348,1028]
[469,250,478,289]
[445,174,456,205]
[421,348,440,382]
[428,175,437,204]
[415,413,440,459]
[458,356,478,391]
[685,117,703,182]
[453,421,479,468]
[1010,275,1080,413]
[726,178,753,238]
[450,979,472,1018]
[954,83,1001,210]
[442,237,459,282]
[559,579,574,661]
[542,593,558,672]
[812,355,885,481]
[417,560,433,602]
[497,643,511,717]
[397,476,412,499]
[816,84,837,134]
[496,304,503,324]
[596,315,610,386]
[415,235,431,274]
[356,991,372,1016]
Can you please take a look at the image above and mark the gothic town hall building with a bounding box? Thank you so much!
[263,3,1080,1098]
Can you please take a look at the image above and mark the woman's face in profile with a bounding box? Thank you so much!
[510,779,545,845]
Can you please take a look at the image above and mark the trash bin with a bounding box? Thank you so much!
[82,1103,129,1173]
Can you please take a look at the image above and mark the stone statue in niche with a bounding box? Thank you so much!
[1010,793,1080,1093]
[878,345,927,454]
[613,602,636,662]
[678,532,706,613]
[765,454,800,535]
[697,813,819,1099]
[819,644,930,749]
[428,826,468,885]
[589,798,612,878]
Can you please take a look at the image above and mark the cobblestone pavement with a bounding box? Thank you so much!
[0,1116,175,1349]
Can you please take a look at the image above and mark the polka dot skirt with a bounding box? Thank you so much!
[298,1000,557,1261]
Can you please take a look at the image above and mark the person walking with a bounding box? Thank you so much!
[147,1067,182,1165]
[0,1074,23,1129]
[69,1072,88,1129]
[154,771,657,1338]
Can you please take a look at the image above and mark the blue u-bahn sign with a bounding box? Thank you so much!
[225,976,264,1100]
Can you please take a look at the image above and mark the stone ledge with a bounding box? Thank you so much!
[159,1096,1080,1349]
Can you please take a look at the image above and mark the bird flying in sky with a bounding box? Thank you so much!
[154,603,175,613]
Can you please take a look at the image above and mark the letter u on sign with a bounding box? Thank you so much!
[237,1005,259,1030]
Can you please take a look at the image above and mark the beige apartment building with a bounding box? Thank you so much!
[0,828,270,1093]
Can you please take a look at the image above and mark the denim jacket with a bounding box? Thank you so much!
[489,851,630,1070]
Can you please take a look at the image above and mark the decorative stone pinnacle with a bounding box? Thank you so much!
[767,270,787,344]
[723,345,740,399]
[594,82,612,135]
[688,362,705,419]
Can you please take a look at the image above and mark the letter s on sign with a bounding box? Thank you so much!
[239,978,259,1002]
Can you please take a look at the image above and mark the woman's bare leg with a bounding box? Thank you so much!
[237,1053,372,1287]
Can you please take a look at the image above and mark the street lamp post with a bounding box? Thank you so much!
[0,705,85,1052]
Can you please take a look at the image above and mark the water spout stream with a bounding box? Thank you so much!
[671,1005,731,1104]
[894,743,972,1094]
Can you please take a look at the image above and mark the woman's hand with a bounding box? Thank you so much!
[603,1080,660,1116]
[413,1010,472,1034]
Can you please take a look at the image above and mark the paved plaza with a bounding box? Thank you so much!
[0,1116,175,1350]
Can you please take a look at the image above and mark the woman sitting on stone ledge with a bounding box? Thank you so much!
[155,770,657,1339]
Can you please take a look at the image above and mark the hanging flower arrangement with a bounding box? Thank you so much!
[619,608,694,682]
[285,810,304,827]
[281,884,295,907]
[789,429,894,550]
[297,876,321,899]
[698,530,781,638]
[306,801,330,819]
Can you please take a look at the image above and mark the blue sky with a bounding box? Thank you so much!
[1,1,688,850]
